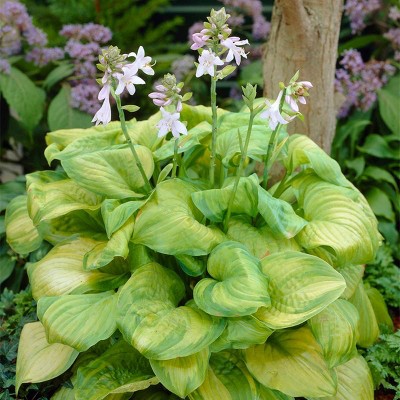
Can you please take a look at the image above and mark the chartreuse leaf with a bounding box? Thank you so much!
[194,241,270,317]
[133,179,225,256]
[210,316,273,352]
[16,322,78,394]
[175,254,206,277]
[101,199,144,238]
[180,103,226,130]
[37,291,117,352]
[308,299,359,368]
[189,351,259,400]
[336,264,364,299]
[26,170,103,225]
[191,175,258,223]
[365,286,394,329]
[284,134,350,187]
[244,326,336,398]
[51,386,76,399]
[83,218,135,270]
[257,385,294,400]
[74,340,159,400]
[5,195,43,255]
[348,283,379,348]
[293,173,381,267]
[255,251,346,329]
[117,263,225,360]
[226,216,301,259]
[61,144,154,199]
[257,186,307,239]
[150,348,210,398]
[307,355,373,400]
[28,237,128,300]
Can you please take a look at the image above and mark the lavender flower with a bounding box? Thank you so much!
[60,23,112,44]
[25,46,64,67]
[171,55,195,81]
[388,6,400,22]
[0,57,11,74]
[252,16,270,40]
[71,81,102,115]
[343,0,381,34]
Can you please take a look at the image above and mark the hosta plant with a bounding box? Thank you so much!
[6,8,390,400]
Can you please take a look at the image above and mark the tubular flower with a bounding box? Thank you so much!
[221,36,249,65]
[260,90,293,130]
[156,107,187,138]
[196,49,224,77]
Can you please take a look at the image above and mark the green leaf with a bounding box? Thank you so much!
[0,255,15,285]
[194,241,270,317]
[345,157,365,178]
[26,170,103,225]
[0,177,26,212]
[191,174,259,223]
[37,291,118,352]
[0,67,45,132]
[157,163,173,184]
[254,251,346,329]
[365,187,395,221]
[210,316,273,352]
[180,103,227,130]
[378,74,400,134]
[133,179,225,256]
[336,264,364,300]
[28,237,128,300]
[16,322,78,394]
[51,386,76,400]
[150,348,210,398]
[293,173,381,267]
[43,63,75,89]
[284,134,350,187]
[5,195,43,255]
[48,85,92,131]
[258,186,307,239]
[365,286,394,330]
[338,34,383,53]
[175,254,206,277]
[358,134,399,159]
[117,263,225,360]
[308,355,373,400]
[226,216,301,259]
[122,105,140,112]
[239,59,263,86]
[348,283,379,348]
[308,299,359,368]
[74,340,159,400]
[362,166,398,189]
[189,351,260,400]
[244,327,336,398]
[61,144,154,199]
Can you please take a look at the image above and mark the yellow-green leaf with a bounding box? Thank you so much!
[366,286,394,330]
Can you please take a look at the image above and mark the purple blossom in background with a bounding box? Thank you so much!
[25,46,64,67]
[0,1,31,31]
[0,57,10,74]
[335,49,395,117]
[24,26,47,46]
[384,28,400,62]
[171,55,195,81]
[343,0,381,34]
[71,81,102,115]
[60,23,111,44]
[252,16,270,40]
[227,14,245,27]
[388,6,400,22]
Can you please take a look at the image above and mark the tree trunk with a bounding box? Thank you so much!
[263,0,343,154]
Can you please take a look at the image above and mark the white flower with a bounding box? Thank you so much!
[92,96,111,126]
[98,83,110,100]
[128,46,154,75]
[114,68,145,96]
[221,36,249,65]
[285,80,313,112]
[195,49,224,77]
[156,107,187,138]
[260,90,293,130]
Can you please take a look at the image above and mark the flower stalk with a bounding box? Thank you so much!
[172,138,180,178]
[210,74,218,187]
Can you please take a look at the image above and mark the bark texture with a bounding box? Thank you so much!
[263,0,343,153]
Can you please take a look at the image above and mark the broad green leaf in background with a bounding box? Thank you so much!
[308,355,374,400]
[308,299,359,368]
[101,199,144,239]
[365,286,394,330]
[284,134,350,187]
[26,170,103,225]
[48,85,92,131]
[348,283,379,348]
[74,340,159,400]
[150,348,210,398]
[61,144,154,199]
[258,186,307,239]
[37,291,118,351]
[378,74,400,134]
[293,173,381,267]
[365,187,395,221]
[226,216,301,259]
[244,327,336,398]
[16,322,78,394]
[336,264,364,300]
[194,241,270,317]
[0,67,45,132]
[0,255,15,285]
[210,316,273,352]
[43,62,75,89]
[255,251,346,329]
[0,177,26,212]
[189,351,259,400]
[117,263,225,360]
[5,195,43,255]
[191,174,259,223]
[362,166,398,190]
[133,179,225,256]
[28,237,128,300]
[358,134,399,159]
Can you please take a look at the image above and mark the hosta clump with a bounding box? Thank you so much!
[6,8,390,400]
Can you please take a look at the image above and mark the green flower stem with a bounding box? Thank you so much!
[210,74,218,187]
[263,88,287,190]
[172,138,179,178]
[223,111,256,232]
[115,96,152,193]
